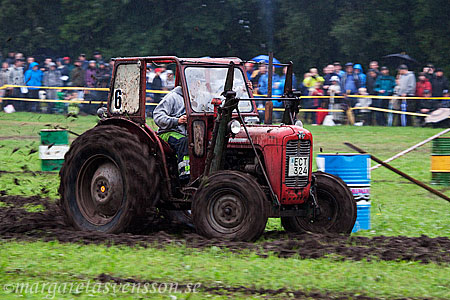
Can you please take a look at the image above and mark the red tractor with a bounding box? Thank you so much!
[59,56,356,241]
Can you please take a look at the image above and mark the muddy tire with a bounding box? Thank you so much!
[281,172,356,234]
[59,124,160,233]
[192,171,268,241]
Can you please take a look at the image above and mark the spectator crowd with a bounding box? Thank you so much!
[247,60,449,127]
[1,50,449,127]
[0,51,174,115]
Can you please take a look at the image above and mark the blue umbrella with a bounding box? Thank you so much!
[251,55,281,65]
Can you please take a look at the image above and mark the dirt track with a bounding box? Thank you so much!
[0,195,449,264]
[96,273,421,300]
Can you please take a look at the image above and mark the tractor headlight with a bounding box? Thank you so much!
[228,119,241,135]
[295,120,303,128]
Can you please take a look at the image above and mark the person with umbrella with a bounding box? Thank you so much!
[383,53,418,69]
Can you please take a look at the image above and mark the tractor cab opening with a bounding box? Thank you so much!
[184,66,252,113]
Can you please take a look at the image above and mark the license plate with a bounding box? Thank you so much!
[288,156,309,177]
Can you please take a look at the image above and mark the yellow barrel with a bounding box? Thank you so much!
[431,137,450,186]
[431,155,450,172]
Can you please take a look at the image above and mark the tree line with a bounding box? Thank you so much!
[0,0,449,74]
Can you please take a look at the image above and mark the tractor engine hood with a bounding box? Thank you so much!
[228,124,313,206]
[228,124,312,146]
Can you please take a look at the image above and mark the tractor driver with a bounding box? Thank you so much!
[153,86,190,181]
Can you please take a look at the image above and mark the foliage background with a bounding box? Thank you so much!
[0,0,449,74]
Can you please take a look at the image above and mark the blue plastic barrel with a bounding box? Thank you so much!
[316,153,371,232]
[352,201,371,232]
[316,154,370,185]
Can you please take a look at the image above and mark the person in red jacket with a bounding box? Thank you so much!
[416,72,433,115]
[310,82,326,124]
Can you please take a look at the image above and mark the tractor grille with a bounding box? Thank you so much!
[284,139,311,187]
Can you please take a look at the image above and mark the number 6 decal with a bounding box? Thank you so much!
[114,89,122,109]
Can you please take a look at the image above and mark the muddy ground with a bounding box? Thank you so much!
[95,273,421,300]
[0,195,449,264]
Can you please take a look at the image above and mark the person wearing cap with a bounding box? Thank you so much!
[93,51,104,65]
[431,68,450,109]
[78,54,88,70]
[62,56,74,73]
[423,65,431,80]
[424,64,435,81]
[151,67,164,104]
[70,60,85,101]
[397,64,416,126]
[85,60,98,88]
[340,62,361,99]
[431,68,449,98]
[164,70,175,90]
[333,62,345,78]
[43,62,63,111]
[327,76,341,94]
[327,75,342,122]
[374,66,395,126]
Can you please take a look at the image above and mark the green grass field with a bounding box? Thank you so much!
[0,112,449,299]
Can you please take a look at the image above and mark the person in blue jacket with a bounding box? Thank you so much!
[24,62,43,112]
[353,64,366,88]
[258,68,283,122]
[374,66,396,126]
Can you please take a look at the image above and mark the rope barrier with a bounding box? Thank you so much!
[0,84,448,117]
[2,85,450,100]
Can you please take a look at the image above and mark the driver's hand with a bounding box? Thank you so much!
[178,115,187,124]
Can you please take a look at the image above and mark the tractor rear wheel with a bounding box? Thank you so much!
[281,172,356,234]
[59,124,160,233]
[192,171,268,241]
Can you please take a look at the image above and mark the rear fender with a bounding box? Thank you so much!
[99,117,172,199]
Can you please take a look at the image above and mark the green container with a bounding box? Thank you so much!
[431,137,450,185]
[41,159,65,172]
[432,137,450,155]
[39,129,69,145]
[39,129,69,172]
[431,172,450,186]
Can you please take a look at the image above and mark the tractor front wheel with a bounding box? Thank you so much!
[192,171,268,241]
[281,172,356,234]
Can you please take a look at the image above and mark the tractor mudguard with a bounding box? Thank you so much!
[99,117,172,199]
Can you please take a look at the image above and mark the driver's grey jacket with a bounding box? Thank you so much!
[153,86,187,135]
